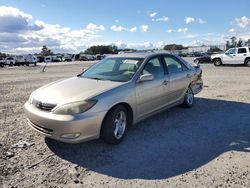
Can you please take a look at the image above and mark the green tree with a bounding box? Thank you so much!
[237,39,243,47]
[163,44,188,51]
[40,45,53,57]
[231,36,237,47]
[84,45,118,55]
[207,46,223,53]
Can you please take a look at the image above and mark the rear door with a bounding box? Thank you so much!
[162,55,191,103]
[235,48,247,64]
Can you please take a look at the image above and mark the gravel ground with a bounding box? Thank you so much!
[0,59,250,188]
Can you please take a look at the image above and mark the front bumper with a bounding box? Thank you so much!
[24,102,106,143]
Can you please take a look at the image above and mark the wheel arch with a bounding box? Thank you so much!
[100,102,134,134]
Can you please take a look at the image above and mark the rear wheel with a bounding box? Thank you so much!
[101,105,128,144]
[182,87,194,108]
[213,59,222,66]
[244,59,250,67]
[34,62,37,66]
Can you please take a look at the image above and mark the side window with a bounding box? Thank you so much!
[142,57,164,79]
[164,56,187,74]
[228,48,236,54]
[238,48,247,54]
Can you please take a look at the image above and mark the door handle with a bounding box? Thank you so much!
[186,74,192,78]
[244,54,247,56]
[162,80,168,85]
[232,55,236,56]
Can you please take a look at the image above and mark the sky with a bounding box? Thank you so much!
[0,0,249,54]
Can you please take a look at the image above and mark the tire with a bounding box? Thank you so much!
[244,58,250,67]
[26,63,29,66]
[182,87,194,108]
[101,105,128,144]
[10,62,13,66]
[213,59,222,66]
[34,62,37,66]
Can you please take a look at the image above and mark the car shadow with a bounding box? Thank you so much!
[45,97,250,180]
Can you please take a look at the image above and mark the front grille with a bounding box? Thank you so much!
[28,119,53,136]
[32,99,56,111]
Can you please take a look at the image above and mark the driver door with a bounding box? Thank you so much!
[135,57,168,119]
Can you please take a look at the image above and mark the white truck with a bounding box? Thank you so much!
[211,47,250,66]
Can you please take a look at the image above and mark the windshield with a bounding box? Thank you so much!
[80,57,144,82]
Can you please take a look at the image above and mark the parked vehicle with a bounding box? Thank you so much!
[62,54,72,62]
[5,57,16,66]
[44,56,52,62]
[79,54,96,61]
[52,55,62,62]
[25,54,38,66]
[16,55,26,66]
[96,54,106,60]
[0,57,5,67]
[24,53,203,144]
[211,47,250,66]
[194,53,211,64]
[37,56,44,63]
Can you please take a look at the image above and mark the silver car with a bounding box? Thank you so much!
[24,53,203,144]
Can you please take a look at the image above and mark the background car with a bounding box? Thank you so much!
[5,57,16,66]
[194,53,211,64]
[0,57,5,67]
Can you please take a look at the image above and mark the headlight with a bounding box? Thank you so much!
[52,100,97,115]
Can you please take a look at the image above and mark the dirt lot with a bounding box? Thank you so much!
[0,60,250,188]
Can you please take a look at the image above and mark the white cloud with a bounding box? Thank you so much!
[110,25,126,32]
[185,17,195,24]
[114,19,119,23]
[86,23,105,31]
[152,16,169,22]
[0,6,42,33]
[229,28,236,33]
[234,16,250,28]
[141,25,149,32]
[0,6,107,54]
[167,29,174,33]
[177,27,188,33]
[149,12,157,17]
[129,27,137,32]
[198,18,206,24]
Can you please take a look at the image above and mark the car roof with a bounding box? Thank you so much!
[109,52,172,59]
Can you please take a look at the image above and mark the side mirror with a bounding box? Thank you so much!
[137,74,154,83]
[225,52,229,55]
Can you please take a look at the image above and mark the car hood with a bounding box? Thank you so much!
[32,77,124,105]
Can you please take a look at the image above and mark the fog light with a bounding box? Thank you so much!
[61,133,81,139]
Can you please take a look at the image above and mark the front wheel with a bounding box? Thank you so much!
[182,87,194,108]
[213,59,222,66]
[101,105,128,144]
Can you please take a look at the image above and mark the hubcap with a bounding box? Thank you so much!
[215,60,220,66]
[246,60,250,66]
[114,111,126,139]
[186,88,194,104]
